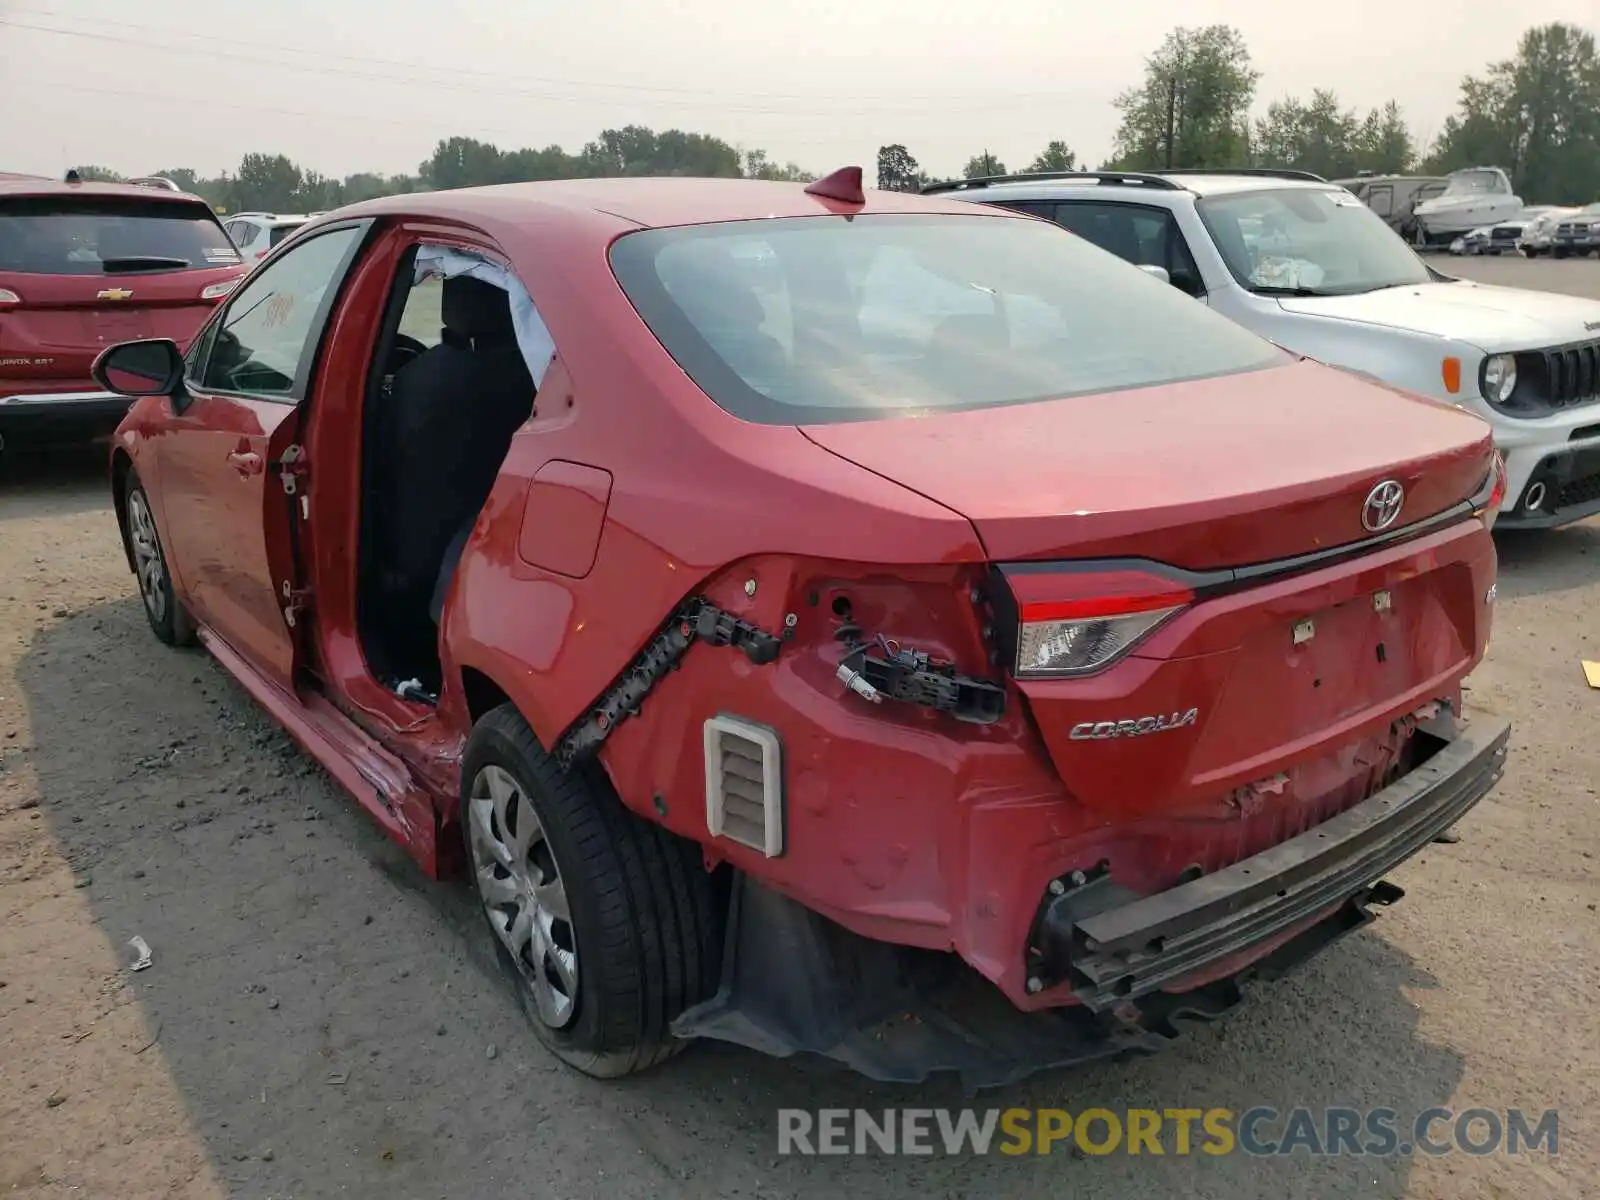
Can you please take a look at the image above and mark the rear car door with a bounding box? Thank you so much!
[159,221,368,688]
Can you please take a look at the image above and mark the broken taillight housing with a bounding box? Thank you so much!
[1010,571,1194,678]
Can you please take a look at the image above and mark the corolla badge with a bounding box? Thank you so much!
[96,287,134,301]
[1069,709,1199,740]
[1362,480,1405,532]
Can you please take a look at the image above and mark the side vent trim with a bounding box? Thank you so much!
[704,714,785,858]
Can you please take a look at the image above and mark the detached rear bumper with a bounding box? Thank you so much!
[1035,714,1510,1012]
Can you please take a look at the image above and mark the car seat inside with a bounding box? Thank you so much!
[358,272,535,700]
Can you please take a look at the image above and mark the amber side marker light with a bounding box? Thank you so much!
[1441,356,1463,394]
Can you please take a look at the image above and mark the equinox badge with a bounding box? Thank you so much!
[1069,708,1199,740]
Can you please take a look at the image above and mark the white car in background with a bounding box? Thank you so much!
[221,212,308,263]
[1451,208,1553,256]
[1520,207,1581,257]
[934,168,1600,529]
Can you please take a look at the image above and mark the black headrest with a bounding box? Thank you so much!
[441,275,516,346]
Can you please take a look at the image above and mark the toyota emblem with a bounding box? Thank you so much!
[1362,480,1405,532]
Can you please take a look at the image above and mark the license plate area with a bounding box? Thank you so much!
[1189,574,1470,777]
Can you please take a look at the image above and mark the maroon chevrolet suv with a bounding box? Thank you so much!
[0,175,247,458]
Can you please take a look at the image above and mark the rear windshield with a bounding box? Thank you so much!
[268,222,305,247]
[608,213,1285,424]
[0,197,240,275]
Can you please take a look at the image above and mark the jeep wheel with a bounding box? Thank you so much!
[461,704,723,1077]
[124,478,195,646]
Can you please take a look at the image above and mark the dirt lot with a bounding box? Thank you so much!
[2,255,1597,1199]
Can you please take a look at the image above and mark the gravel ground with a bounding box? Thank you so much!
[1,255,1597,1200]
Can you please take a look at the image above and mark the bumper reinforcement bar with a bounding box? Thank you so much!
[1045,714,1510,1012]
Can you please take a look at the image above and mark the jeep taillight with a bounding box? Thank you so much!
[1007,569,1194,678]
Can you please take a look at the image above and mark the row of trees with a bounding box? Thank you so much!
[887,21,1599,201]
[1099,21,1598,200]
[74,22,1600,211]
[70,125,813,214]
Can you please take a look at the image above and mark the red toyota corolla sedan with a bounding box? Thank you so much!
[92,169,1511,1086]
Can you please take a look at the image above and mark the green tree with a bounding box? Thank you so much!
[67,165,122,182]
[1354,101,1418,174]
[963,151,1006,178]
[1428,22,1600,203]
[501,145,581,182]
[1253,89,1360,177]
[148,167,202,192]
[232,153,303,212]
[579,126,742,177]
[294,170,344,211]
[420,137,505,190]
[742,149,814,181]
[1110,25,1259,169]
[340,172,409,204]
[1026,141,1077,172]
[875,144,922,191]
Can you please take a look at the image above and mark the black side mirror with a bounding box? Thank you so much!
[92,339,184,398]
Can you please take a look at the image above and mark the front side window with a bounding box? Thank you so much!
[1445,170,1503,196]
[1197,187,1432,296]
[609,213,1284,425]
[199,225,363,398]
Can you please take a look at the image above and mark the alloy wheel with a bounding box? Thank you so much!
[126,491,168,625]
[467,764,579,1028]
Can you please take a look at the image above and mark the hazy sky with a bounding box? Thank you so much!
[0,0,1591,181]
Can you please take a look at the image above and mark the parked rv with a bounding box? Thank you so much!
[1332,174,1447,242]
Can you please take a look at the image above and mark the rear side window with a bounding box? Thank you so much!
[268,222,305,247]
[0,197,240,275]
[609,213,1283,425]
[1047,201,1204,296]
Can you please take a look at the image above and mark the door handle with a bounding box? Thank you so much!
[227,450,263,476]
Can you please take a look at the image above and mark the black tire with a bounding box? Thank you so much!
[123,475,196,647]
[460,704,723,1077]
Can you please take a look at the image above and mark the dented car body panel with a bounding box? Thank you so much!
[101,176,1510,1082]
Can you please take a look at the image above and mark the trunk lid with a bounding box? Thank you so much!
[0,192,243,386]
[799,358,1494,568]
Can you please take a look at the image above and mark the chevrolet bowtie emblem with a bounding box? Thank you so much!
[96,287,134,300]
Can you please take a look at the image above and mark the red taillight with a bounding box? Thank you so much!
[1008,569,1194,678]
[0,287,21,306]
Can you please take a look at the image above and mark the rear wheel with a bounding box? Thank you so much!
[124,479,195,646]
[461,704,723,1077]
